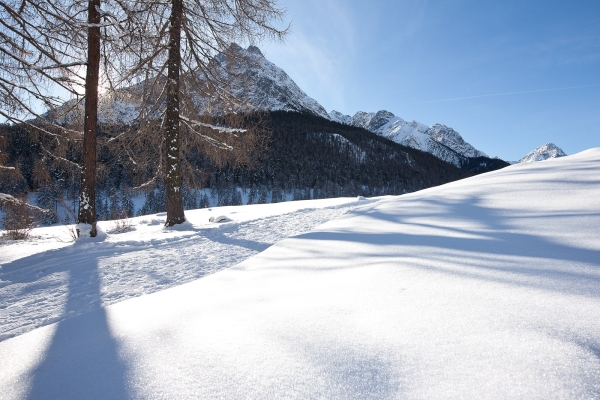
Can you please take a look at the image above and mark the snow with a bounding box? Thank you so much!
[519,142,567,163]
[1,149,600,399]
[208,215,230,223]
[0,197,364,340]
[330,109,488,167]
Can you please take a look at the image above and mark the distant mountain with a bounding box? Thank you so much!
[206,44,330,118]
[329,110,489,168]
[519,143,567,163]
[46,44,505,171]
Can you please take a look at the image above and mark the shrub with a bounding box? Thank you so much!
[2,201,35,240]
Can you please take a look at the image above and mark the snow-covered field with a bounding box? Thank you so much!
[0,197,364,340]
[1,149,600,399]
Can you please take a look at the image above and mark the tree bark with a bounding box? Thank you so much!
[77,0,101,237]
[164,0,185,226]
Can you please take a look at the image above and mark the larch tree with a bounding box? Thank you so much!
[0,0,140,236]
[107,0,288,226]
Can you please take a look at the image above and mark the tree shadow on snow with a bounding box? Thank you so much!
[290,194,600,298]
[25,255,130,400]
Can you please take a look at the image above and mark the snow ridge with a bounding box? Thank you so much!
[519,143,567,163]
[328,110,487,167]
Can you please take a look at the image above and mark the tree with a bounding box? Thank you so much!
[78,0,102,236]
[0,1,83,218]
[108,0,287,226]
[0,0,131,236]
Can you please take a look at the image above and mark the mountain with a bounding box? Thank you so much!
[329,110,489,168]
[44,44,506,172]
[519,143,567,163]
[48,44,330,125]
[205,44,330,118]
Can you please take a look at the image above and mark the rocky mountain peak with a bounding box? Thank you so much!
[329,109,489,167]
[247,45,264,57]
[50,44,330,124]
[368,110,396,132]
[519,143,567,163]
[328,110,351,125]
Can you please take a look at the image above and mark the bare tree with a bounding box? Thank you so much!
[0,0,143,236]
[106,0,287,226]
[1,0,287,231]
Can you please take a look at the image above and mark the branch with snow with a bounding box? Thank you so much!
[180,116,247,135]
[133,175,158,191]
[180,119,234,150]
[0,193,50,214]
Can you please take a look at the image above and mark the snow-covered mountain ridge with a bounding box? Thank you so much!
[329,109,488,167]
[519,143,567,163]
[187,43,329,118]
[48,44,496,168]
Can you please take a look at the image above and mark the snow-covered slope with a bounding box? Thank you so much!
[329,109,488,167]
[0,197,364,340]
[1,148,599,399]
[49,44,330,125]
[519,142,567,163]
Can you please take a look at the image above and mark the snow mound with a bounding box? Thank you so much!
[208,215,230,223]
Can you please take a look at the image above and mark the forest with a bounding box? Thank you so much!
[0,110,509,225]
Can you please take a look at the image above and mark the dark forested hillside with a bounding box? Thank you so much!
[1,111,507,223]
[207,111,473,196]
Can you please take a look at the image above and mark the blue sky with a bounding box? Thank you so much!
[261,0,600,161]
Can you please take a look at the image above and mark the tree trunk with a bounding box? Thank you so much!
[77,0,101,237]
[164,0,185,226]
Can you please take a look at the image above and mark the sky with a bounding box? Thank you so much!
[261,0,600,161]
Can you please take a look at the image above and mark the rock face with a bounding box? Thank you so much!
[199,44,330,118]
[328,110,487,167]
[519,143,567,163]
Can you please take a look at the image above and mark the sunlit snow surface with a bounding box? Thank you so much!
[0,198,361,340]
[1,150,600,399]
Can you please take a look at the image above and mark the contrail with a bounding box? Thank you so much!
[416,83,600,104]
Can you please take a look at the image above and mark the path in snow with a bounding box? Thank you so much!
[0,199,365,340]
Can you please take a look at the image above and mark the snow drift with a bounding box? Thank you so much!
[1,149,599,399]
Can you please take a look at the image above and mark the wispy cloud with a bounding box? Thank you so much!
[263,32,348,111]
[416,84,600,104]
[261,0,359,112]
